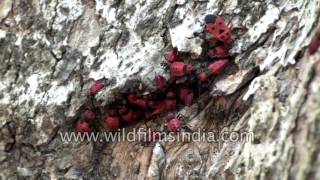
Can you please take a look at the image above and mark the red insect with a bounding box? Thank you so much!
[127,94,147,109]
[149,102,166,117]
[118,105,129,116]
[166,48,179,63]
[205,15,233,45]
[198,72,209,82]
[179,87,194,106]
[208,59,229,75]
[76,121,92,133]
[185,93,194,107]
[309,38,320,55]
[165,92,177,110]
[84,110,95,120]
[167,116,182,133]
[87,78,109,96]
[154,75,167,91]
[170,62,193,78]
[166,92,175,99]
[149,95,176,117]
[207,46,229,59]
[121,109,142,123]
[104,116,120,130]
[107,109,118,117]
[147,100,157,109]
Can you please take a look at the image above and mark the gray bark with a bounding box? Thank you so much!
[0,0,319,179]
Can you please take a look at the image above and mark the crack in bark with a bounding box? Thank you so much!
[47,0,59,35]
[3,121,16,153]
[79,55,86,92]
[37,126,61,154]
[113,31,123,58]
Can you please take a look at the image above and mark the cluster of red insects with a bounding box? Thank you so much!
[75,15,234,138]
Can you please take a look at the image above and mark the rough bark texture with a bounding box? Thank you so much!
[0,0,320,179]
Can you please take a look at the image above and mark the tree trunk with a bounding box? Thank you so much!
[0,0,319,179]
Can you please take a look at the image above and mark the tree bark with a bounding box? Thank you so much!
[0,0,319,179]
